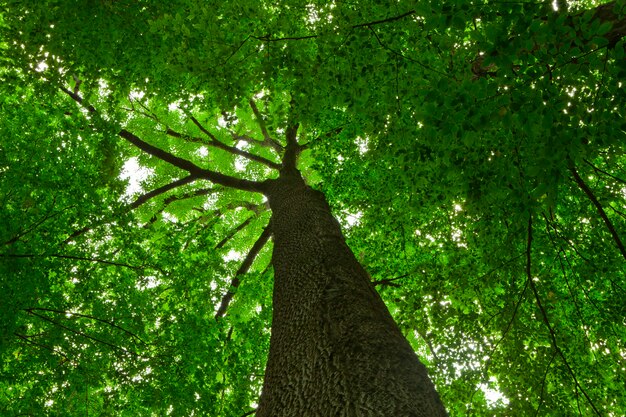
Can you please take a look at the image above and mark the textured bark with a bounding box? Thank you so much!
[257,172,447,416]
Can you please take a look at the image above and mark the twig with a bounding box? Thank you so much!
[526,216,601,416]
[25,307,148,346]
[248,99,283,152]
[26,309,140,357]
[569,163,626,260]
[1,253,135,269]
[184,114,281,169]
[60,86,266,193]
[583,158,626,185]
[130,175,197,209]
[215,216,255,250]
[533,351,557,417]
[215,223,272,319]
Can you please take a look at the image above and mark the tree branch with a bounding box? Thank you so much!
[60,86,266,193]
[184,114,281,169]
[215,223,272,319]
[117,130,265,192]
[583,158,626,186]
[26,309,140,357]
[352,10,416,28]
[0,253,160,272]
[144,187,222,227]
[533,351,557,417]
[586,1,626,47]
[15,332,73,364]
[248,99,284,152]
[25,307,147,346]
[280,123,301,176]
[300,125,345,150]
[252,9,418,41]
[130,175,197,209]
[215,216,255,250]
[526,216,601,416]
[569,163,626,260]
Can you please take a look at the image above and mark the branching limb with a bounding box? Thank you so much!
[130,175,197,209]
[1,252,161,273]
[534,351,557,417]
[26,309,140,357]
[182,114,281,169]
[248,99,284,152]
[179,202,264,249]
[14,332,74,365]
[144,187,222,227]
[60,86,266,193]
[526,216,601,416]
[583,158,626,185]
[281,123,301,176]
[3,200,70,246]
[117,130,265,192]
[569,163,626,260]
[25,307,147,346]
[64,180,209,243]
[366,26,453,79]
[253,9,417,42]
[300,125,345,150]
[215,223,272,319]
[215,216,255,250]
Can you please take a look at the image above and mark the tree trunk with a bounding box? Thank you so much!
[257,172,447,416]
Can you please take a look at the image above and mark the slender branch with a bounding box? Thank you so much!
[253,9,418,41]
[130,175,197,209]
[353,10,416,28]
[300,125,346,150]
[3,208,62,245]
[526,216,601,416]
[145,187,222,227]
[569,163,626,260]
[121,130,265,192]
[185,115,281,169]
[65,180,207,243]
[60,86,266,193]
[248,99,284,152]
[14,332,73,364]
[27,309,139,357]
[587,1,626,47]
[215,216,255,249]
[25,307,147,346]
[3,198,72,245]
[0,253,158,272]
[533,351,557,417]
[485,264,530,361]
[367,26,452,78]
[215,223,272,319]
[542,213,601,360]
[224,35,251,65]
[253,34,318,42]
[162,186,220,209]
[583,158,626,185]
[414,328,441,363]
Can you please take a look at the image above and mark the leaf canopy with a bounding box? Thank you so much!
[1,0,625,415]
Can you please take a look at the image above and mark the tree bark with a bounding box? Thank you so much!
[257,171,447,416]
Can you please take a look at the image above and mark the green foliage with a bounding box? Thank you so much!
[1,0,625,416]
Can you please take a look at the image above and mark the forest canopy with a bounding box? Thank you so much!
[1,0,625,415]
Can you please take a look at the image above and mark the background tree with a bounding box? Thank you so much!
[1,0,625,416]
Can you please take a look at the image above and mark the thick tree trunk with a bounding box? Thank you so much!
[257,172,447,416]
